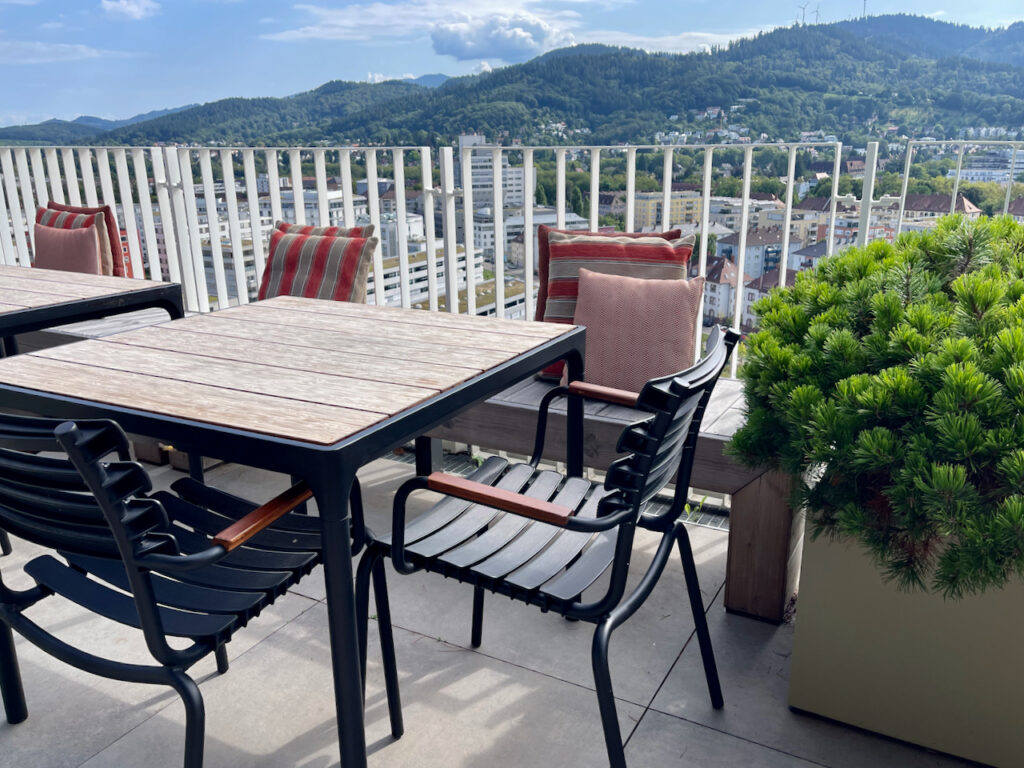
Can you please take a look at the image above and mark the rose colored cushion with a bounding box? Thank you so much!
[534,225,681,322]
[45,202,128,277]
[258,230,377,303]
[34,207,110,275]
[32,222,102,275]
[275,221,375,238]
[572,268,705,393]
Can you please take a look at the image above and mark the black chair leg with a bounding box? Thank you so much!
[591,620,627,768]
[355,552,376,696]
[372,558,403,739]
[215,644,229,674]
[675,522,724,709]
[168,671,205,768]
[1,337,17,358]
[0,530,11,557]
[470,586,485,648]
[0,622,27,724]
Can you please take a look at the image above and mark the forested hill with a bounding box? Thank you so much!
[3,14,1023,146]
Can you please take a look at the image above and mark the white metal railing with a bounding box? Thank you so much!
[12,138,1010,372]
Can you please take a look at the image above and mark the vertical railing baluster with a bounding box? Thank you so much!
[44,148,65,204]
[555,148,566,230]
[164,148,201,312]
[440,147,459,313]
[392,148,409,308]
[131,148,160,279]
[421,147,438,311]
[30,148,48,207]
[266,149,283,224]
[950,141,965,215]
[460,145,476,315]
[175,148,209,312]
[0,176,15,266]
[662,147,673,231]
[827,143,842,256]
[78,148,99,207]
[199,150,229,309]
[219,149,248,303]
[288,149,305,225]
[779,145,797,289]
[339,149,355,227]
[61,147,81,206]
[523,147,535,319]
[113,149,144,278]
[490,147,503,317]
[857,142,879,248]
[731,145,754,377]
[14,149,37,256]
[314,149,329,226]
[625,147,637,233]
[364,149,390,305]
[150,148,182,285]
[895,141,914,238]
[695,146,714,362]
[1004,145,1018,216]
[589,148,600,230]
[242,148,266,278]
[0,150,29,264]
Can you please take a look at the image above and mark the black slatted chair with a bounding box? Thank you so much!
[0,414,400,767]
[357,326,740,768]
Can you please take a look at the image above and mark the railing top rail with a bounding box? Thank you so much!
[907,139,1024,147]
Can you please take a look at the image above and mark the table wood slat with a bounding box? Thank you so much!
[158,314,518,369]
[220,304,547,353]
[265,295,571,339]
[35,341,437,415]
[108,327,480,390]
[0,264,168,290]
[0,279,133,302]
[0,355,380,444]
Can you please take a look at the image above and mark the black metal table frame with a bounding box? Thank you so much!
[0,325,585,768]
[0,281,185,355]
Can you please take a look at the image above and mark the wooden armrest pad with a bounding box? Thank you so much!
[426,472,572,526]
[212,480,314,551]
[567,381,639,407]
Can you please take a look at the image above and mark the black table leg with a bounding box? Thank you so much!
[415,436,441,475]
[312,464,368,768]
[565,348,584,478]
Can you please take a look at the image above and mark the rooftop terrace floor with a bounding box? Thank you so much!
[0,457,980,768]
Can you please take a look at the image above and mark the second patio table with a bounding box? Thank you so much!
[0,294,586,768]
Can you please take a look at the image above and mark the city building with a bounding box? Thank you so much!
[456,134,532,209]
[742,269,798,328]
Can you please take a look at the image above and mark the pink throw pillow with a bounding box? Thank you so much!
[32,223,102,275]
[572,268,705,393]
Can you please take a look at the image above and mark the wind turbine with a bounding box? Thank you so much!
[812,4,820,23]
[798,2,809,24]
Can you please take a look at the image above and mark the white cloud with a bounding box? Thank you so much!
[367,71,415,83]
[432,12,574,61]
[0,39,116,63]
[924,10,947,18]
[576,27,767,54]
[100,0,160,20]
[474,60,492,73]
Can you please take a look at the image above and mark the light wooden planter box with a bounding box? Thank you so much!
[789,533,1024,768]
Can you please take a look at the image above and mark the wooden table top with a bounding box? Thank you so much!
[0,265,172,314]
[0,295,577,446]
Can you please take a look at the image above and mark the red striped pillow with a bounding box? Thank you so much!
[534,225,682,322]
[275,221,375,238]
[47,202,129,277]
[35,207,112,276]
[538,232,694,379]
[258,230,377,303]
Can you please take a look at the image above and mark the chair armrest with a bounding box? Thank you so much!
[426,472,573,526]
[212,481,314,551]
[566,381,639,407]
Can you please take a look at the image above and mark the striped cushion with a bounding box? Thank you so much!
[573,268,705,392]
[275,221,375,238]
[46,202,128,277]
[258,230,377,303]
[543,232,694,322]
[538,232,694,379]
[534,225,681,322]
[34,207,112,276]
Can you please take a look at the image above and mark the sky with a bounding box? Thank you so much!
[0,0,1022,127]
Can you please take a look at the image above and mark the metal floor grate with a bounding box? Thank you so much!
[385,449,730,532]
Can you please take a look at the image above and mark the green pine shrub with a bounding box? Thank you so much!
[730,214,1024,597]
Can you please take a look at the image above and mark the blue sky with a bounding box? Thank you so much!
[0,0,1021,126]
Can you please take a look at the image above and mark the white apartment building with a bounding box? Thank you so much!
[471,207,589,262]
[456,134,533,208]
[367,246,482,308]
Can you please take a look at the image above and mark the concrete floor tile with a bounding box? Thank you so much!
[625,709,821,768]
[650,598,977,768]
[81,603,645,768]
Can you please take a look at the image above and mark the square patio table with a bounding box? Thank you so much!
[0,294,585,768]
[0,265,184,348]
